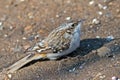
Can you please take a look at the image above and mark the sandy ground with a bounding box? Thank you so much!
[0,0,120,80]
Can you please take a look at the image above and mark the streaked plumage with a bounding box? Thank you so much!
[6,20,83,73]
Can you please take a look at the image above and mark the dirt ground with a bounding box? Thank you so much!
[0,0,120,80]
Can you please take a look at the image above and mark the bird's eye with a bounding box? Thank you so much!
[71,23,77,27]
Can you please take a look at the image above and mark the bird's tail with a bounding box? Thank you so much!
[6,53,46,73]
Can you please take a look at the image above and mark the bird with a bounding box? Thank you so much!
[6,20,83,74]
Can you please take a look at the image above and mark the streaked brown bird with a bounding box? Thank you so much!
[6,20,83,73]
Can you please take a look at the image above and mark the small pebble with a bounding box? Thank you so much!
[96,36,100,38]
[66,0,71,4]
[0,22,2,25]
[112,76,118,80]
[4,34,8,37]
[22,37,27,40]
[98,3,108,10]
[56,15,60,18]
[106,35,114,41]
[63,10,66,13]
[28,13,34,19]
[79,62,86,69]
[99,75,106,79]
[92,50,97,53]
[98,11,103,15]
[103,6,107,10]
[89,0,94,5]
[69,67,76,72]
[116,9,120,13]
[16,39,19,42]
[9,26,13,30]
[20,0,25,2]
[8,74,12,79]
[98,4,103,9]
[89,25,93,28]
[0,22,3,30]
[65,17,71,20]
[108,2,113,5]
[92,18,100,24]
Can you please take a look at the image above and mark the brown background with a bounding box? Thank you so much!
[0,0,120,80]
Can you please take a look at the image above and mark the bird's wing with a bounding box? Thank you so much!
[44,27,74,53]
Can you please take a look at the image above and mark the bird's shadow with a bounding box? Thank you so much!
[68,38,111,57]
[21,38,111,69]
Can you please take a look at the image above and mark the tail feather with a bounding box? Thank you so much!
[7,53,44,73]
